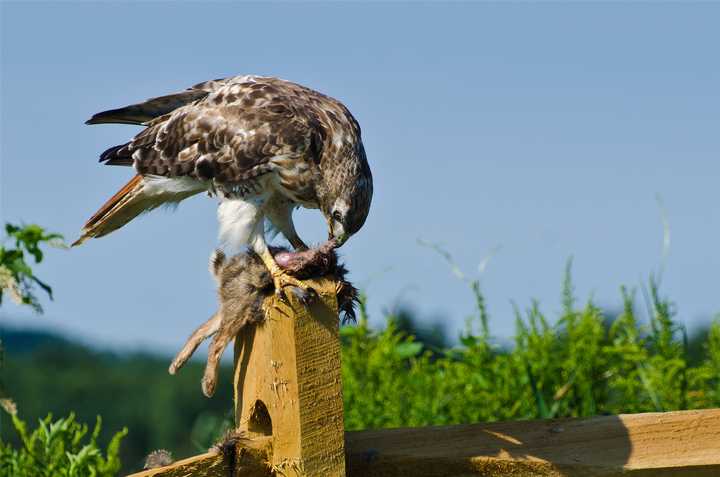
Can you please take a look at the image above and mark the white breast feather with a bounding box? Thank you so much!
[217,198,266,253]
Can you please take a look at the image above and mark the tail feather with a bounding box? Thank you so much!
[72,175,204,246]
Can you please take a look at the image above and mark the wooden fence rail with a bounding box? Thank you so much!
[129,408,720,477]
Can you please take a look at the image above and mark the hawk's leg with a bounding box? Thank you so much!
[258,247,311,298]
[220,196,309,299]
[239,206,310,299]
[265,196,308,251]
[286,234,308,252]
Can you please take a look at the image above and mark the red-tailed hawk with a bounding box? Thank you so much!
[74,75,373,292]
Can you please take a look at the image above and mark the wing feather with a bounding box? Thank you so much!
[85,78,232,125]
[97,77,315,183]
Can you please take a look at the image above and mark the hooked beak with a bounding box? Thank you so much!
[327,219,347,247]
[332,233,347,247]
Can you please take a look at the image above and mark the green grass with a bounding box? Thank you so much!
[341,263,720,429]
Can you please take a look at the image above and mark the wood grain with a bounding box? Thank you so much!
[127,398,719,476]
[126,440,271,477]
[345,408,720,476]
[234,277,346,477]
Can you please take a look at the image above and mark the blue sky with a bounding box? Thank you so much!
[2,2,719,352]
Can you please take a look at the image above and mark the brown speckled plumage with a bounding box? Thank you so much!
[75,75,373,250]
[169,243,358,397]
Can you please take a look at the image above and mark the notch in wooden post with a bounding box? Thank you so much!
[233,277,346,477]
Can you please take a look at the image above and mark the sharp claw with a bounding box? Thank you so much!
[275,286,287,301]
[286,286,317,306]
[302,287,318,305]
[272,270,308,289]
[270,269,316,308]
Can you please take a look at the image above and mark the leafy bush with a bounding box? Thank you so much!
[1,340,234,475]
[0,223,64,313]
[0,224,127,477]
[342,264,720,430]
[1,223,65,429]
[0,411,126,477]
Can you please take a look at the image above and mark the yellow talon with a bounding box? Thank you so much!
[258,248,309,299]
[271,268,309,294]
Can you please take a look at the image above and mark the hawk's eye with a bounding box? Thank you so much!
[332,211,343,222]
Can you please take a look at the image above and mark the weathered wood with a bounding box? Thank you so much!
[345,408,720,476]
[233,277,346,477]
[126,437,272,477]
[127,408,720,476]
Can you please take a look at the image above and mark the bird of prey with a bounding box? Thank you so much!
[74,75,373,293]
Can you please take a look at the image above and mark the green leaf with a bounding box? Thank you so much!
[2,412,125,477]
[394,342,423,359]
[1,223,65,313]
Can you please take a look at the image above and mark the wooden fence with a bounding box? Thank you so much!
[128,277,720,477]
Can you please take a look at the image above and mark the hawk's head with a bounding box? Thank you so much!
[321,143,373,247]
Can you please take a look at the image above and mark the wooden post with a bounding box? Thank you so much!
[233,277,346,477]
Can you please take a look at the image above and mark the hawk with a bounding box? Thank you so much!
[74,75,373,292]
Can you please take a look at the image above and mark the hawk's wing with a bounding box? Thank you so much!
[97,78,314,181]
[85,78,232,126]
[75,77,316,246]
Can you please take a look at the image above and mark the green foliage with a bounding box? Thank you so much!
[5,260,720,474]
[0,412,126,477]
[0,223,65,313]
[0,222,65,425]
[689,316,720,407]
[342,264,720,430]
[2,337,234,475]
[0,223,65,424]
